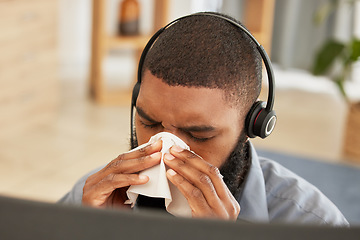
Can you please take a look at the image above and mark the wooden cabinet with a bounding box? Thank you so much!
[89,0,169,105]
[0,0,59,137]
[243,0,275,55]
[244,0,275,55]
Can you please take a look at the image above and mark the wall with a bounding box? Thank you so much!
[58,0,92,79]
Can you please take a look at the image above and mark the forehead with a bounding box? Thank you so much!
[136,71,240,126]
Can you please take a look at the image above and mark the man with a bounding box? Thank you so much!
[60,13,348,225]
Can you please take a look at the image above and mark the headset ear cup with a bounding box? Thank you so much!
[246,101,277,138]
[253,109,277,138]
[246,101,263,138]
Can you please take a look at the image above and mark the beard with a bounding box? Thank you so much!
[130,130,250,200]
[218,131,250,199]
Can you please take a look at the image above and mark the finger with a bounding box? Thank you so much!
[103,151,162,175]
[164,153,226,215]
[223,186,241,218]
[166,169,221,218]
[168,148,229,201]
[117,139,162,161]
[166,149,239,218]
[98,173,149,193]
[83,173,149,206]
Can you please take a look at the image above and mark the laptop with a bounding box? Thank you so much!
[0,195,358,240]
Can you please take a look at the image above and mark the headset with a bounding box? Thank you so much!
[130,12,276,147]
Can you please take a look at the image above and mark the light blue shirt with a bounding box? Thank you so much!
[59,142,349,226]
[238,143,348,226]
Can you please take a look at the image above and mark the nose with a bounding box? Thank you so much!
[160,120,174,132]
[162,124,178,136]
[161,124,189,145]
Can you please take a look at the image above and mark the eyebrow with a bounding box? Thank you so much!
[136,107,159,123]
[136,106,217,133]
[180,125,216,133]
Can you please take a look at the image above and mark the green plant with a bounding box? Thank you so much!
[312,38,360,101]
[311,0,360,102]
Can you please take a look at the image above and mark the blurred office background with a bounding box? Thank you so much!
[1,0,360,205]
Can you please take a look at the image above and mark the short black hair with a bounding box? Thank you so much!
[142,12,262,113]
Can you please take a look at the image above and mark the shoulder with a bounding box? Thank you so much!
[258,157,349,226]
[58,166,105,205]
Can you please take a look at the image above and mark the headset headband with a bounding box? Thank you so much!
[136,12,275,112]
[131,12,276,147]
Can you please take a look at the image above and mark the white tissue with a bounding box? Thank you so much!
[126,132,192,217]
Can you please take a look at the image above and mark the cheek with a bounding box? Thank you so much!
[195,123,242,168]
[190,137,237,168]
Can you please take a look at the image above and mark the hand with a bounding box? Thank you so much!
[163,146,240,220]
[82,140,162,208]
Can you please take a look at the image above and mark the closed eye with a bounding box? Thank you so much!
[139,119,161,129]
[180,126,216,143]
[188,134,213,142]
[183,130,215,143]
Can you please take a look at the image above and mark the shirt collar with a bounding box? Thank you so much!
[237,141,269,222]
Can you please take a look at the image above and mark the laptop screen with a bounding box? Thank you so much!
[0,195,358,240]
